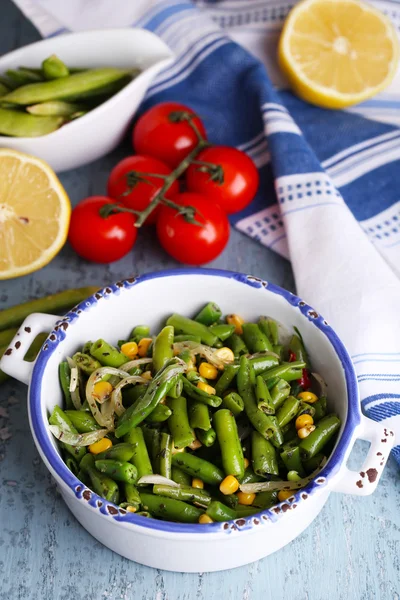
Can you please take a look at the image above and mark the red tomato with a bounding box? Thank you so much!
[156,192,230,265]
[186,146,259,214]
[107,155,179,226]
[68,196,137,263]
[132,102,207,169]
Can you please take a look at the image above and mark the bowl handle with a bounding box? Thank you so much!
[0,313,59,385]
[332,415,395,495]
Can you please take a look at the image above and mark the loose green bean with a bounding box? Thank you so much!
[123,483,141,510]
[214,364,239,396]
[209,323,235,341]
[206,500,236,522]
[174,334,201,343]
[140,492,203,523]
[214,409,245,479]
[249,354,279,375]
[252,490,278,509]
[261,361,306,382]
[255,375,275,414]
[59,362,73,410]
[145,403,172,423]
[221,391,244,417]
[313,396,327,421]
[124,427,153,479]
[95,442,135,462]
[171,465,192,486]
[288,333,309,367]
[299,414,341,459]
[242,323,273,353]
[153,325,174,373]
[251,431,279,476]
[270,379,291,409]
[194,302,222,326]
[196,427,216,447]
[167,396,195,449]
[280,445,306,477]
[226,333,248,358]
[64,410,101,433]
[49,406,86,461]
[172,453,224,485]
[95,459,138,484]
[90,339,128,368]
[72,352,101,375]
[166,313,219,346]
[181,377,222,408]
[153,484,211,507]
[258,317,279,346]
[276,396,300,428]
[189,400,211,431]
[159,432,172,479]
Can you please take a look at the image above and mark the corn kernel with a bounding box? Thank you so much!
[138,337,152,357]
[189,439,202,451]
[120,341,138,359]
[243,458,250,469]
[295,414,314,430]
[89,437,112,455]
[214,347,235,364]
[237,492,256,506]
[199,362,218,380]
[297,424,316,439]
[141,370,152,381]
[199,514,214,524]
[197,381,216,395]
[126,505,137,513]
[297,391,318,403]
[226,314,244,335]
[220,475,240,495]
[192,478,204,489]
[93,381,113,402]
[278,490,293,502]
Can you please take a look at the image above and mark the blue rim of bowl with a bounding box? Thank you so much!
[29,268,360,535]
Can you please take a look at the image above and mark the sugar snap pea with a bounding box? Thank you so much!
[209,323,235,341]
[64,410,101,433]
[42,54,69,80]
[299,414,341,459]
[226,333,248,357]
[90,339,128,368]
[171,466,191,486]
[145,403,172,423]
[27,100,85,116]
[206,500,236,522]
[0,108,63,137]
[215,364,239,396]
[255,375,275,414]
[95,442,135,462]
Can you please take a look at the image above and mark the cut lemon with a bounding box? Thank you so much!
[0,149,71,280]
[278,0,399,109]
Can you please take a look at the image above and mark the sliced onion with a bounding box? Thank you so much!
[137,475,180,487]
[69,367,78,393]
[239,459,327,493]
[173,341,231,369]
[49,425,108,447]
[121,358,152,372]
[111,375,150,417]
[66,357,82,410]
[312,372,327,397]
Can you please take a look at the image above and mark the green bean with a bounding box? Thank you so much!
[272,345,283,360]
[171,465,192,486]
[276,396,300,428]
[260,317,279,346]
[234,505,260,517]
[72,352,101,376]
[166,313,219,346]
[87,466,119,503]
[145,403,172,423]
[49,406,86,461]
[287,470,302,481]
[122,383,147,406]
[270,379,291,409]
[65,456,78,476]
[249,354,279,375]
[251,431,279,476]
[140,492,203,523]
[0,108,63,137]
[280,445,306,477]
[189,400,211,431]
[27,100,85,116]
[59,362,73,410]
[288,333,309,367]
[2,67,130,105]
[159,432,172,479]
[214,409,245,479]
[42,54,69,80]
[283,424,298,443]
[261,361,306,382]
[174,334,201,344]
[240,465,263,485]
[153,484,211,507]
[209,323,235,341]
[64,410,101,433]
[255,375,275,414]
[115,358,185,436]
[6,68,42,85]
[299,414,340,459]
[90,339,128,368]
[172,453,224,485]
[217,491,239,509]
[77,469,90,486]
[221,391,244,417]
[181,377,222,408]
[302,453,325,474]
[242,323,273,353]
[252,490,278,509]
[186,370,207,384]
[313,396,327,421]
[19,67,44,78]
[194,302,222,326]
[123,483,141,510]
[129,325,150,343]
[124,427,153,479]
[95,459,137,484]
[196,427,216,447]
[142,427,161,474]
[153,325,174,373]
[95,442,135,462]
[226,333,248,358]
[166,396,195,449]
[206,500,236,522]
[297,402,316,418]
[214,364,239,396]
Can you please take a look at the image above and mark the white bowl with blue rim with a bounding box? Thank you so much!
[0,269,394,572]
[0,29,174,172]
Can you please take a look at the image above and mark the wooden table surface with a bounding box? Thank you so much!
[0,2,399,598]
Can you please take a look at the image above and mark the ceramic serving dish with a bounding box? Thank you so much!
[0,269,394,572]
[0,28,174,172]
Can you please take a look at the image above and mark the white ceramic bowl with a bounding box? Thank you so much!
[0,269,394,572]
[0,29,174,172]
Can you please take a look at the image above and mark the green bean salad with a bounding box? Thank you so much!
[49,302,341,524]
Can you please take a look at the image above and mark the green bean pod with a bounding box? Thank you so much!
[172,453,224,485]
[174,334,202,343]
[145,403,172,423]
[189,400,211,431]
[242,323,273,353]
[59,362,73,410]
[87,467,120,503]
[139,492,203,523]
[270,379,291,409]
[240,466,263,485]
[213,409,245,479]
[153,325,174,373]
[252,490,278,509]
[90,339,128,368]
[276,396,300,428]
[196,427,216,447]
[258,317,279,345]
[261,361,306,383]
[42,54,69,79]
[194,302,222,326]
[209,323,235,341]
[206,500,236,522]
[251,431,279,476]
[181,377,222,408]
[95,442,135,462]
[280,445,306,477]
[95,459,138,484]
[167,313,219,346]
[299,414,341,459]
[123,483,141,510]
[159,432,173,479]
[221,392,244,417]
[214,364,239,396]
[153,484,211,507]
[124,427,153,479]
[64,410,101,433]
[313,396,327,421]
[249,354,279,375]
[72,352,102,375]
[167,396,195,449]
[49,406,86,461]
[288,333,309,366]
[171,466,192,486]
[0,107,63,137]
[255,375,275,414]
[226,333,248,358]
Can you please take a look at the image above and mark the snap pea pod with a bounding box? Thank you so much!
[124,427,153,479]
[123,483,141,510]
[171,466,191,486]
[115,358,186,436]
[249,354,279,375]
[242,323,273,353]
[153,484,212,508]
[258,317,279,346]
[64,410,101,433]
[129,325,150,343]
[280,445,306,477]
[90,339,128,368]
[42,54,69,79]
[153,325,174,373]
[194,302,222,326]
[276,396,300,428]
[145,403,172,423]
[299,414,341,459]
[6,68,42,85]
[214,409,245,479]
[206,500,236,522]
[255,375,275,414]
[166,313,219,346]
[214,364,239,396]
[140,492,203,523]
[95,442,135,462]
[95,459,138,484]
[313,396,327,421]
[270,379,291,409]
[181,377,222,408]
[159,432,173,479]
[59,362,74,410]
[209,323,235,341]
[172,453,224,485]
[49,406,86,461]
[252,490,278,509]
[72,352,101,376]
[261,361,306,383]
[27,100,85,116]
[288,333,309,367]
[188,400,211,431]
[0,108,63,137]
[174,334,201,344]
[1,67,130,105]
[226,333,248,358]
[167,396,195,449]
[196,427,216,447]
[251,431,279,476]
[221,391,244,417]
[0,82,9,96]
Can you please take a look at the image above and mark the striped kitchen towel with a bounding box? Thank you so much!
[13,0,400,464]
